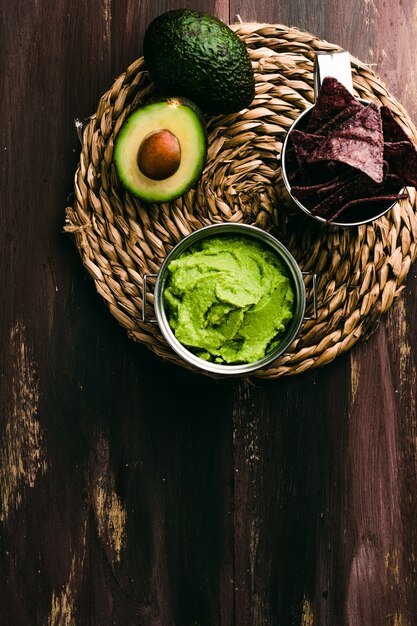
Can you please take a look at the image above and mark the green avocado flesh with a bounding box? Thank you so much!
[163,236,295,365]
[114,99,207,203]
[143,9,255,115]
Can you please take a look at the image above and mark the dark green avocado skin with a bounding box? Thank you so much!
[143,9,255,116]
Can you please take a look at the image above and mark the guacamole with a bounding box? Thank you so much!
[163,235,295,364]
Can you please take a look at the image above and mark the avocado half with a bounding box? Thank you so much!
[114,98,207,203]
[143,10,255,116]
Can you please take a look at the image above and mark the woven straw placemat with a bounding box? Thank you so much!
[65,23,417,378]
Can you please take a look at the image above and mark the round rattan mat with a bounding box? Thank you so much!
[65,22,417,378]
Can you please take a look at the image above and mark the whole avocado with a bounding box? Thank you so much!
[143,9,255,115]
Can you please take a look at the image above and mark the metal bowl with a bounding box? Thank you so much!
[279,101,404,228]
[143,223,313,376]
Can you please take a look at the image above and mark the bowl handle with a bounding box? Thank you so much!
[142,273,158,324]
[314,51,354,99]
[302,272,318,320]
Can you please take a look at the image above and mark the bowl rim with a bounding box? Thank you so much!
[153,223,306,376]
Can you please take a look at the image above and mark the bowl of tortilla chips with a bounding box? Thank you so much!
[280,76,415,226]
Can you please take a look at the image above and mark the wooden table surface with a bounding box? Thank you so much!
[2,1,417,624]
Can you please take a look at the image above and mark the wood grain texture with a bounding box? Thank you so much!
[2,0,417,624]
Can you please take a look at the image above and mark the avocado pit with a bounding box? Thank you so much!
[137,129,181,180]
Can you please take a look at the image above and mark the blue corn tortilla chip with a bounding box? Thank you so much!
[384,141,417,186]
[289,129,326,166]
[306,76,362,133]
[291,170,355,205]
[307,103,384,183]
[316,98,363,137]
[302,163,389,219]
[381,106,411,143]
[329,192,408,223]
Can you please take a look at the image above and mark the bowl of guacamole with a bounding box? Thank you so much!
[152,223,307,375]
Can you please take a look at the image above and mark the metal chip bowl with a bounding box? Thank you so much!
[279,102,404,228]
